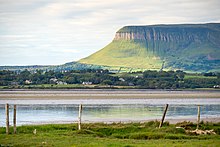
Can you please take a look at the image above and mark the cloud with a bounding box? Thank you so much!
[0,0,219,65]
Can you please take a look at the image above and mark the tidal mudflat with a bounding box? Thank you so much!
[0,89,220,99]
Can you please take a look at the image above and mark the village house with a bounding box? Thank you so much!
[213,85,220,89]
[119,78,125,82]
[56,81,67,85]
[82,81,92,85]
[25,80,32,84]
[50,78,58,83]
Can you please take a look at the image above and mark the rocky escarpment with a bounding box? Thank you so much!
[80,23,220,72]
[114,24,220,46]
[114,30,205,44]
[115,24,219,38]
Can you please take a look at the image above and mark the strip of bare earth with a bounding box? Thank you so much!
[0,89,219,99]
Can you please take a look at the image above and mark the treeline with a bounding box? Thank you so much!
[0,69,116,86]
[0,69,219,89]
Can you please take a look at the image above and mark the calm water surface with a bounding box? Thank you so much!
[0,98,220,126]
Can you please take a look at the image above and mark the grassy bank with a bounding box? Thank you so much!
[0,84,136,89]
[0,121,220,146]
[1,84,219,90]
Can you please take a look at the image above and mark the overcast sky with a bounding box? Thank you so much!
[0,0,219,66]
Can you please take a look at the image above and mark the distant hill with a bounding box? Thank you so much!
[79,23,220,72]
[0,62,103,72]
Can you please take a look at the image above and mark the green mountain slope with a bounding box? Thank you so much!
[80,40,162,69]
[79,23,220,72]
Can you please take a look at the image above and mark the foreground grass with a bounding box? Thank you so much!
[0,121,220,147]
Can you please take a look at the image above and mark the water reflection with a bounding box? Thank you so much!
[0,104,219,126]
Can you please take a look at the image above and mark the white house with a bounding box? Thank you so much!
[82,82,92,85]
[57,81,67,85]
[25,80,32,84]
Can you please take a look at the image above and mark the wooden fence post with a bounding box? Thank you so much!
[159,104,169,128]
[78,104,82,130]
[13,105,17,134]
[197,105,200,130]
[6,103,9,135]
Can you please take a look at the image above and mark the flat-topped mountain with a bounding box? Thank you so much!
[79,23,220,72]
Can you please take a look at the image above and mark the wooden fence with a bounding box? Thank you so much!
[4,103,202,134]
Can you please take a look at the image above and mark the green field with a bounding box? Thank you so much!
[0,121,220,146]
[184,75,217,79]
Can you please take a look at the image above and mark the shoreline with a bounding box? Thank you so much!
[3,117,219,127]
[1,88,220,91]
[0,89,220,99]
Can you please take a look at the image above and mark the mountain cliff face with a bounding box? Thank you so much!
[79,23,220,72]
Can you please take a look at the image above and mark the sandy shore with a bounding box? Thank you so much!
[0,89,220,99]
